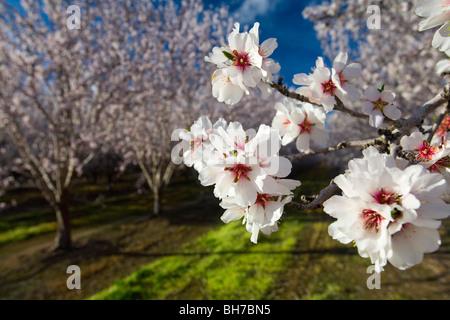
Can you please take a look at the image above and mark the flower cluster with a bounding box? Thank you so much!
[176,20,450,274]
[176,115,300,243]
[293,52,361,112]
[174,116,227,172]
[398,131,450,188]
[271,98,328,152]
[323,146,450,272]
[436,114,450,137]
[205,22,280,105]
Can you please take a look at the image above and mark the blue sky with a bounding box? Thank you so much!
[205,0,323,86]
[5,0,323,86]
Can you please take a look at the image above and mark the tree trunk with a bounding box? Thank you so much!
[53,197,72,250]
[152,186,163,216]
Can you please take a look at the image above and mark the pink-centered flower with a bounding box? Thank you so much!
[176,116,227,172]
[199,122,299,207]
[205,22,279,105]
[362,86,401,128]
[324,146,450,271]
[400,131,449,169]
[219,190,296,244]
[271,99,328,152]
[293,52,361,112]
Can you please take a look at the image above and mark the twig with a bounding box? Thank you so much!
[286,137,385,162]
[393,84,450,134]
[270,78,311,103]
[333,97,369,121]
[427,101,449,143]
[287,181,339,211]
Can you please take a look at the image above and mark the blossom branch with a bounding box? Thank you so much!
[270,78,311,103]
[426,101,449,143]
[271,79,371,121]
[287,181,339,211]
[333,97,370,121]
[286,137,386,162]
[393,84,450,134]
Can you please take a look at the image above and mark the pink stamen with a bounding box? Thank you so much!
[190,137,204,150]
[415,141,438,161]
[362,209,385,232]
[428,156,450,173]
[299,113,315,134]
[338,70,348,86]
[321,79,337,96]
[255,193,274,209]
[372,188,400,205]
[224,164,252,183]
[232,50,251,71]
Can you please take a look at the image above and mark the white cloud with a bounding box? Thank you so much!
[234,0,280,24]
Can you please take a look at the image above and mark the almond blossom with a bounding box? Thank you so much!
[191,120,300,242]
[416,0,450,52]
[198,122,298,207]
[399,131,450,187]
[271,98,328,152]
[293,52,361,112]
[205,22,279,105]
[362,86,401,128]
[323,146,450,271]
[175,116,227,172]
[220,193,295,244]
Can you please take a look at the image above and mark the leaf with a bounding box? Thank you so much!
[222,50,235,61]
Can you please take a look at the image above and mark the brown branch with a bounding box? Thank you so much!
[270,78,312,103]
[393,84,450,134]
[286,137,386,162]
[333,97,370,121]
[271,79,371,121]
[287,181,339,211]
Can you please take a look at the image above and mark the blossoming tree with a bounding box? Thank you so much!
[172,1,450,273]
[0,0,280,253]
[0,0,138,249]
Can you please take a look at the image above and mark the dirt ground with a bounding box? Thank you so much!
[0,198,222,300]
[0,198,449,300]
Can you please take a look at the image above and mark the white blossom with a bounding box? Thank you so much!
[416,0,450,52]
[271,99,328,152]
[293,52,361,112]
[362,86,401,128]
[324,146,450,271]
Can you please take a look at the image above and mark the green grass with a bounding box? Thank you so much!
[0,221,56,245]
[0,173,205,246]
[90,215,303,300]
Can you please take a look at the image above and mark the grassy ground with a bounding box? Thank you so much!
[89,208,450,300]
[0,165,449,300]
[90,214,303,300]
